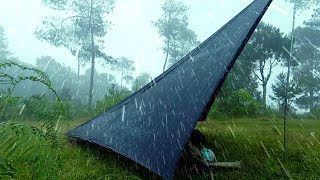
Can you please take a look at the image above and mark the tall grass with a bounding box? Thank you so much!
[195,118,320,179]
[0,122,60,179]
[1,118,319,179]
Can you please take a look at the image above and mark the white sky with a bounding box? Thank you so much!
[0,0,315,106]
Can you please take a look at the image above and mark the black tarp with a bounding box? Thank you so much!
[67,0,273,179]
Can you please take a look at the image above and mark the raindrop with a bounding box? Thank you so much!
[228,125,236,139]
[19,104,25,115]
[122,105,125,122]
[260,141,271,158]
[135,98,138,109]
[189,55,195,62]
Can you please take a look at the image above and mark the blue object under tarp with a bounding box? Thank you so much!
[67,0,273,179]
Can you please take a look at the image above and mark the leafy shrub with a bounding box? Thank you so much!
[211,89,261,118]
[306,108,320,119]
[94,89,132,115]
[208,103,228,119]
[0,60,67,121]
[0,60,63,178]
[22,94,71,120]
[0,96,22,121]
[0,122,61,179]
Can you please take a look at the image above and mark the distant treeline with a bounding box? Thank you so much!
[0,56,152,120]
[1,0,320,121]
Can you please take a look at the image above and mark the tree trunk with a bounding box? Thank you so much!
[163,12,171,73]
[262,82,267,111]
[120,71,123,90]
[77,55,80,83]
[163,38,170,72]
[310,56,315,113]
[284,2,296,158]
[111,83,115,95]
[88,0,95,108]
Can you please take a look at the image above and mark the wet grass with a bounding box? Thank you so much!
[195,118,320,179]
[1,117,320,179]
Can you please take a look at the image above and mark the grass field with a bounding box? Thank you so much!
[1,117,319,179]
[197,118,320,179]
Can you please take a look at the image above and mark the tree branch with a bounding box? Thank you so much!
[55,15,89,27]
[254,71,263,81]
[264,57,280,83]
[259,59,265,82]
[52,15,90,46]
[270,57,279,68]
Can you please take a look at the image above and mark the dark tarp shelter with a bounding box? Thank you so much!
[67,0,273,179]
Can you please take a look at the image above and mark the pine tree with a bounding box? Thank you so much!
[36,0,115,107]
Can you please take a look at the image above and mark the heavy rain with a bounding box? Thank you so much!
[1,0,320,179]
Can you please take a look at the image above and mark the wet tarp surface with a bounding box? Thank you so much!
[67,0,272,179]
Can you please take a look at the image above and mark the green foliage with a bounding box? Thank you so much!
[305,7,320,29]
[307,108,320,119]
[0,122,60,179]
[112,57,135,74]
[59,87,72,101]
[22,95,71,120]
[207,103,228,120]
[132,73,152,91]
[243,22,290,109]
[42,0,68,10]
[270,72,301,111]
[194,118,320,179]
[1,119,147,179]
[0,61,66,178]
[0,156,16,178]
[220,54,258,97]
[36,0,115,60]
[246,22,290,62]
[1,115,320,179]
[294,27,320,62]
[0,96,22,121]
[262,106,301,120]
[112,57,135,89]
[36,0,115,107]
[0,61,64,119]
[293,27,320,112]
[3,117,318,179]
[153,0,198,70]
[32,56,115,105]
[0,60,59,97]
[285,0,320,11]
[94,89,132,115]
[0,61,64,140]
[0,25,11,60]
[212,89,261,118]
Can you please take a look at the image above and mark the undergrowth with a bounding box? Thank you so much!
[0,122,60,179]
[1,118,319,179]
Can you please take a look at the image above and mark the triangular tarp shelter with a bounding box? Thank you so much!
[67,0,272,179]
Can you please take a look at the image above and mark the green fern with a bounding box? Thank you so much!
[0,60,63,112]
[0,60,64,178]
[0,122,61,179]
[0,156,16,178]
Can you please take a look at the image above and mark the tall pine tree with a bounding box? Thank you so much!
[153,0,198,72]
[243,23,290,110]
[293,27,320,112]
[36,0,115,107]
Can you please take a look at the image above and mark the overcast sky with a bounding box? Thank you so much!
[0,0,315,106]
